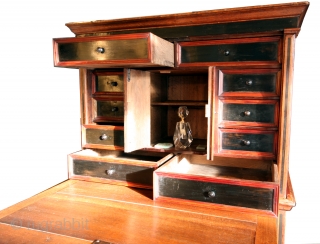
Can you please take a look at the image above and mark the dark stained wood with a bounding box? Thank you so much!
[64,2,309,36]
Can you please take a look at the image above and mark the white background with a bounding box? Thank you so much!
[0,0,319,243]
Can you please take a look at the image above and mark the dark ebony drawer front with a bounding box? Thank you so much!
[86,129,124,147]
[97,101,124,118]
[58,39,148,62]
[222,104,275,123]
[96,75,124,93]
[222,132,274,152]
[73,159,153,185]
[158,177,274,211]
[222,73,277,93]
[181,42,278,63]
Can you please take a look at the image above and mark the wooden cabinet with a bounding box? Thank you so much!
[32,2,308,243]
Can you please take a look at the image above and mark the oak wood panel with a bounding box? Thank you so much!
[65,2,309,35]
[0,223,91,244]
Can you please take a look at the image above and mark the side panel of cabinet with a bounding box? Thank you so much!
[124,69,151,152]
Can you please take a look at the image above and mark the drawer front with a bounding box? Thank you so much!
[177,38,280,66]
[222,103,276,124]
[96,101,124,118]
[158,176,275,212]
[53,33,174,67]
[220,72,278,95]
[58,39,148,62]
[221,131,275,153]
[72,159,153,186]
[85,128,124,147]
[96,74,124,93]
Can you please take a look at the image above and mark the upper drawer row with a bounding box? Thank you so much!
[53,33,281,68]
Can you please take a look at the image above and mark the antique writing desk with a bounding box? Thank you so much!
[0,2,309,243]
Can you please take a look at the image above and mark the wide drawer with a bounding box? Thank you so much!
[82,125,124,150]
[69,149,173,189]
[217,69,281,98]
[53,33,174,68]
[217,129,277,159]
[219,100,279,127]
[154,154,279,215]
[176,37,281,67]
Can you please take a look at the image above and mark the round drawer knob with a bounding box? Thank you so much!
[242,140,251,146]
[246,80,253,86]
[106,169,115,175]
[244,111,251,116]
[100,134,109,140]
[224,50,230,56]
[96,47,105,53]
[111,107,119,112]
[208,191,216,198]
[110,81,118,87]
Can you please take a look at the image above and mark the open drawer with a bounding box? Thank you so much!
[53,33,174,68]
[68,149,173,189]
[154,154,279,216]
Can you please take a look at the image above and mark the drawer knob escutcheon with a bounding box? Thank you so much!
[96,47,105,53]
[242,140,251,146]
[208,191,216,198]
[244,111,251,116]
[106,169,115,175]
[224,50,230,56]
[100,134,112,140]
[246,80,253,86]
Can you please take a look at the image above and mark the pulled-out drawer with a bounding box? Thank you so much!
[82,125,124,150]
[216,128,277,159]
[154,154,279,215]
[69,149,173,189]
[53,33,174,68]
[176,37,281,67]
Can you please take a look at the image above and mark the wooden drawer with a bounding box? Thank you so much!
[216,129,277,159]
[176,37,281,67]
[93,71,124,94]
[218,69,281,98]
[53,33,174,68]
[94,100,124,120]
[154,154,279,215]
[82,125,124,150]
[69,149,173,189]
[219,100,279,127]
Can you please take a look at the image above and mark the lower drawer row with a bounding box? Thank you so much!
[68,150,279,216]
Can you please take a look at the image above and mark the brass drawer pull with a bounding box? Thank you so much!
[246,80,253,86]
[224,50,230,56]
[111,107,119,112]
[244,111,251,116]
[110,81,118,87]
[96,47,105,53]
[208,191,216,198]
[241,140,251,146]
[105,169,115,175]
[100,134,112,140]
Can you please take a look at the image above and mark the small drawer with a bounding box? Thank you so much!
[217,129,277,159]
[219,100,279,127]
[218,69,280,98]
[82,125,124,150]
[176,37,281,67]
[53,33,174,68]
[95,100,124,119]
[94,72,124,93]
[154,154,279,215]
[68,149,174,189]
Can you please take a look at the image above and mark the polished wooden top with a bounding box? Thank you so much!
[0,180,277,244]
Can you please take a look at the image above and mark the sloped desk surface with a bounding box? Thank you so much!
[0,180,276,244]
